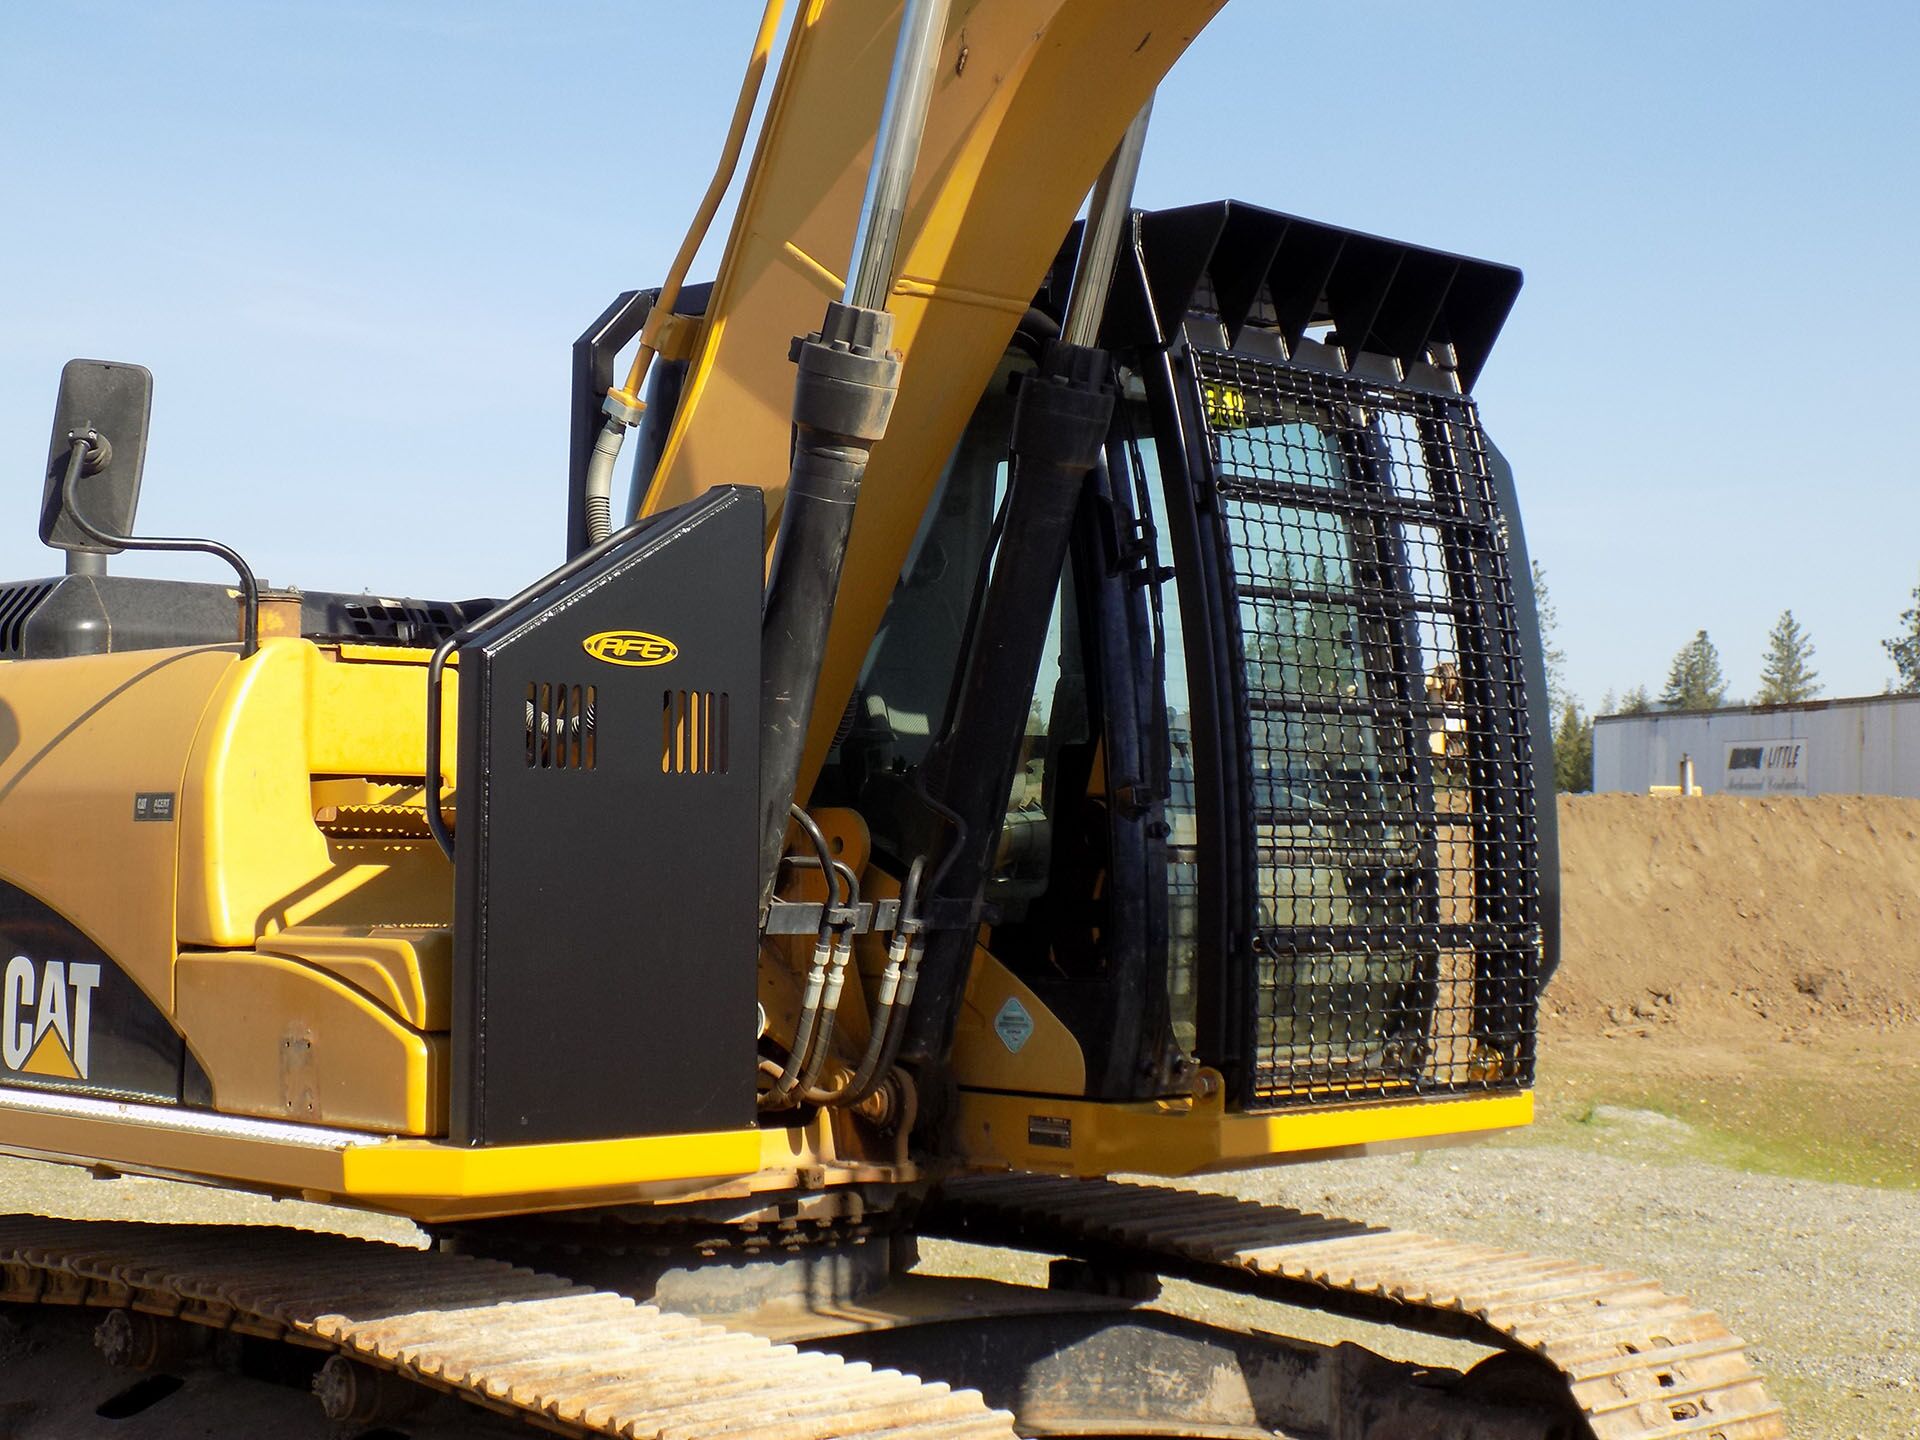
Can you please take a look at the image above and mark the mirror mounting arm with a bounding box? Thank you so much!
[60,429,262,657]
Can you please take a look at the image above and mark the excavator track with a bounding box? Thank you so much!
[0,1216,1016,1440]
[925,1174,1787,1440]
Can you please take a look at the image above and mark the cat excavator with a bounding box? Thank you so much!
[0,3,1785,1438]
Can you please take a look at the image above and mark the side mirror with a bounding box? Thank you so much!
[40,359,152,556]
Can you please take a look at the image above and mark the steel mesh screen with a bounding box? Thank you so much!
[1193,350,1540,1107]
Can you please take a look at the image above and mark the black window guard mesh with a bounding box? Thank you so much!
[1192,350,1541,1108]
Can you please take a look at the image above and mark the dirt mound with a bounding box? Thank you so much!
[1547,794,1920,1037]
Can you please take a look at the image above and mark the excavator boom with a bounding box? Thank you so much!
[632,0,1221,796]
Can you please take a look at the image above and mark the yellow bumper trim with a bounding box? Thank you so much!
[0,1087,761,1222]
[340,1128,763,1206]
[955,1087,1533,1178]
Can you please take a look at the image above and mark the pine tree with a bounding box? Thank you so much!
[1659,630,1728,711]
[1885,585,1920,693]
[1552,698,1593,793]
[1530,560,1566,712]
[1756,610,1819,704]
[1618,685,1654,715]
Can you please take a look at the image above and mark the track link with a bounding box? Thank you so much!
[926,1174,1786,1440]
[0,1217,1015,1440]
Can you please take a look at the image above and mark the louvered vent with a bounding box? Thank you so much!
[660,689,728,775]
[341,600,466,646]
[0,583,55,657]
[525,682,596,769]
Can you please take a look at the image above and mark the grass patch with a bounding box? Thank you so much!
[1524,1032,1920,1190]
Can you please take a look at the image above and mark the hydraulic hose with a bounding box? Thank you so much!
[615,0,785,411]
[585,0,788,544]
[763,843,925,1109]
[764,930,835,1108]
[581,416,627,546]
[764,806,844,1107]
[836,857,925,1106]
[898,103,1145,1073]
[795,858,860,1098]
[903,342,1116,1067]
[756,0,950,913]
[754,303,900,909]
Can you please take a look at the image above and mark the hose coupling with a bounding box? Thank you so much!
[601,389,647,428]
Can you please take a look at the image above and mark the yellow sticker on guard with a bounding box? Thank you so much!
[583,631,679,667]
[1202,382,1249,428]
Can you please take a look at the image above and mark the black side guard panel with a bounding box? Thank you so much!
[451,486,763,1146]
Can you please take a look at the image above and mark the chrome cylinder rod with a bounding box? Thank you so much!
[843,0,953,312]
[1060,97,1155,349]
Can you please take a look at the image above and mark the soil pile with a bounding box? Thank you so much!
[1548,793,1920,1036]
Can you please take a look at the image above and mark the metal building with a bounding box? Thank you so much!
[1592,694,1920,797]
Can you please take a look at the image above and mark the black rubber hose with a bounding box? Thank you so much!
[755,301,900,913]
[837,855,925,1106]
[795,857,862,1097]
[765,807,846,1106]
[902,341,1115,1067]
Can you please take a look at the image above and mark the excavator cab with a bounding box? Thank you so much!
[781,201,1558,1171]
[559,198,1558,1177]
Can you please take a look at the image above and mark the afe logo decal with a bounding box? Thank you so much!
[583,630,679,667]
[2,957,100,1081]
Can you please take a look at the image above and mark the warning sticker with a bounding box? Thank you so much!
[993,995,1034,1054]
[1028,1115,1072,1149]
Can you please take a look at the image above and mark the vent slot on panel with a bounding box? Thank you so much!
[0,582,55,656]
[661,690,729,775]
[340,600,466,646]
[525,682,596,769]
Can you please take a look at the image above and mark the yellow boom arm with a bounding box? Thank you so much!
[637,0,1225,802]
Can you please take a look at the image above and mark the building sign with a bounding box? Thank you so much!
[1723,739,1809,794]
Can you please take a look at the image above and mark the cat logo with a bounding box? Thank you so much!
[583,630,679,667]
[2,957,100,1081]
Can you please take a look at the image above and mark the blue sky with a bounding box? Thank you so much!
[2,2,1915,707]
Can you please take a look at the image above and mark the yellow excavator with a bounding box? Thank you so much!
[0,4,1784,1438]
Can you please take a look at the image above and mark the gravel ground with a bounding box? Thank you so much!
[3,1110,1913,1439]
[1191,1110,1920,1439]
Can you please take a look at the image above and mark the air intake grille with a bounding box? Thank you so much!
[0,583,55,657]
[336,600,468,647]
[1194,349,1540,1108]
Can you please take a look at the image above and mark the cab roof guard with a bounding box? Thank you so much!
[1040,200,1523,393]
